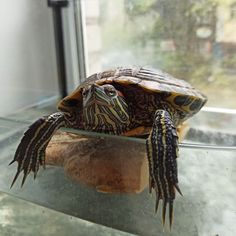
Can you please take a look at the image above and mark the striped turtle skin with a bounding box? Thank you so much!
[10,66,207,229]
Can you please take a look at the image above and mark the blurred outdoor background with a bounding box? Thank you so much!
[84,0,236,108]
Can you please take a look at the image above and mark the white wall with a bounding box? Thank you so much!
[0,0,59,116]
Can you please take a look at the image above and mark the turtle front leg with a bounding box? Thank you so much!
[146,110,182,229]
[9,112,67,187]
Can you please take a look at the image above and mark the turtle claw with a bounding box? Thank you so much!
[153,185,175,230]
[9,159,15,166]
[174,183,183,196]
[10,117,45,187]
[10,171,20,189]
[159,197,174,230]
[155,190,161,213]
[169,200,174,230]
[33,172,37,180]
[149,177,155,194]
[21,172,29,188]
[162,199,167,226]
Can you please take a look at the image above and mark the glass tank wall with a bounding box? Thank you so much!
[0,0,236,236]
[0,0,59,117]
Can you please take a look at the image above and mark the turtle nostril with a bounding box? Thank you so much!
[62,99,78,107]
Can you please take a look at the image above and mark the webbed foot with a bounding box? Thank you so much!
[9,112,66,187]
[146,110,182,229]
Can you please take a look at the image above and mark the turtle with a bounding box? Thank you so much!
[10,66,207,228]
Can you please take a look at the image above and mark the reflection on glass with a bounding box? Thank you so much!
[0,112,236,236]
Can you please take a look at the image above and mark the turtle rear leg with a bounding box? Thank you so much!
[9,112,66,187]
[146,110,182,229]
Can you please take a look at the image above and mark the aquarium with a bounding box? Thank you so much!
[1,107,236,236]
[0,0,236,236]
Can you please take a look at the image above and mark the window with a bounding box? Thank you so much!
[82,0,236,109]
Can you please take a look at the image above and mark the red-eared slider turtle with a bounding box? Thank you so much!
[10,66,207,228]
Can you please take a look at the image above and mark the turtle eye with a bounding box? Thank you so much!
[104,86,117,97]
[106,90,116,96]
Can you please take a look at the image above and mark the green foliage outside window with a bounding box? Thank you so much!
[99,0,236,107]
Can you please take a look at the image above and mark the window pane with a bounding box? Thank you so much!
[83,0,236,109]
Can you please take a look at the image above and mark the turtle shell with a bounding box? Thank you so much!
[60,66,207,119]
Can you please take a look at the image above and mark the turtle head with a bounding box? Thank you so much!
[82,84,130,134]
